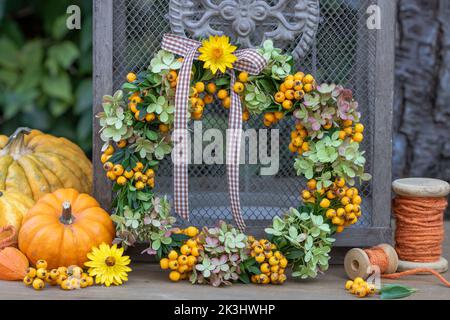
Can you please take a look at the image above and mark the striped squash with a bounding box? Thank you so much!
[0,128,92,201]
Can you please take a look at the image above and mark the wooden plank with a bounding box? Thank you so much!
[93,0,113,211]
[371,0,396,230]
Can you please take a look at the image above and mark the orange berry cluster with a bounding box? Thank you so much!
[159,227,200,282]
[263,111,285,127]
[102,146,155,190]
[301,178,362,233]
[190,81,216,120]
[289,122,309,155]
[100,141,127,164]
[338,120,364,143]
[274,72,315,110]
[126,82,170,133]
[248,237,288,285]
[345,278,376,298]
[23,260,93,291]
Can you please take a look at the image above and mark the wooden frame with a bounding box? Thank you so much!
[92,0,396,249]
[93,0,113,211]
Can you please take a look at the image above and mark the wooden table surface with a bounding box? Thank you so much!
[1,222,449,300]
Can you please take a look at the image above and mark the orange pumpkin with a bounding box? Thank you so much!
[0,226,29,281]
[0,247,29,280]
[18,189,115,269]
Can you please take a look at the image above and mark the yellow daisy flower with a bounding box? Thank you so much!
[198,35,237,74]
[84,243,132,287]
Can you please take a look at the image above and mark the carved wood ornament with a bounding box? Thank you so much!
[169,0,320,60]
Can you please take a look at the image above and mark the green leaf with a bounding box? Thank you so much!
[42,74,72,102]
[380,284,417,300]
[145,130,159,141]
[48,41,80,69]
[51,15,70,40]
[0,37,19,70]
[74,79,92,114]
[49,100,69,117]
[122,83,138,91]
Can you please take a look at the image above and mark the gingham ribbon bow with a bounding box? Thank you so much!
[162,34,267,231]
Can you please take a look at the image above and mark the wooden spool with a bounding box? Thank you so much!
[392,178,449,273]
[344,244,398,280]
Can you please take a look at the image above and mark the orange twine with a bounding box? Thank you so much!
[393,196,447,262]
[363,246,450,287]
[362,196,450,287]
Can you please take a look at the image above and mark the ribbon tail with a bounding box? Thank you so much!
[172,46,199,221]
[227,71,246,231]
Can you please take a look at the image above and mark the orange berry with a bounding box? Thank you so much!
[285,90,295,100]
[207,83,216,93]
[282,100,293,110]
[242,110,250,121]
[159,124,170,133]
[294,72,305,81]
[288,143,297,153]
[302,74,314,84]
[217,89,228,100]
[167,70,177,82]
[145,112,156,122]
[195,82,205,93]
[238,72,249,83]
[126,72,137,82]
[222,97,231,109]
[274,111,284,120]
[112,164,124,176]
[233,82,245,94]
[274,92,285,103]
[284,79,294,89]
[303,83,313,92]
[264,113,275,123]
[204,94,214,104]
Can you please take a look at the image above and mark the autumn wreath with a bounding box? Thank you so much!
[97,34,370,285]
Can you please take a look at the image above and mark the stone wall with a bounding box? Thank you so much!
[394,0,450,190]
[1,1,446,215]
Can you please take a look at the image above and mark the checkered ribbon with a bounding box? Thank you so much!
[162,34,267,231]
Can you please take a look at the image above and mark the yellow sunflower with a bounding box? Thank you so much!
[198,35,237,74]
[85,243,131,287]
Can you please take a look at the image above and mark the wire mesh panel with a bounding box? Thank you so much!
[103,0,392,244]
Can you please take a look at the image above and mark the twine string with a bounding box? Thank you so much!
[393,196,447,262]
[363,246,450,287]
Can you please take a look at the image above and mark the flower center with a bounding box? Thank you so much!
[105,256,116,267]
[212,48,223,59]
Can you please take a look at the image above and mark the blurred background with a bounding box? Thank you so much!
[0,0,448,199]
[0,0,92,152]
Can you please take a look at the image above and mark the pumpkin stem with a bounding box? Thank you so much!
[1,127,32,158]
[60,201,74,225]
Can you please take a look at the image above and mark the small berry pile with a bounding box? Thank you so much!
[248,237,288,285]
[301,177,362,233]
[289,122,310,155]
[345,277,376,298]
[159,226,200,282]
[101,144,155,190]
[23,260,94,291]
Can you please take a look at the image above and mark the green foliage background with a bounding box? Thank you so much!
[0,0,93,154]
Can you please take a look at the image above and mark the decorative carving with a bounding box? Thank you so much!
[169,0,320,59]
